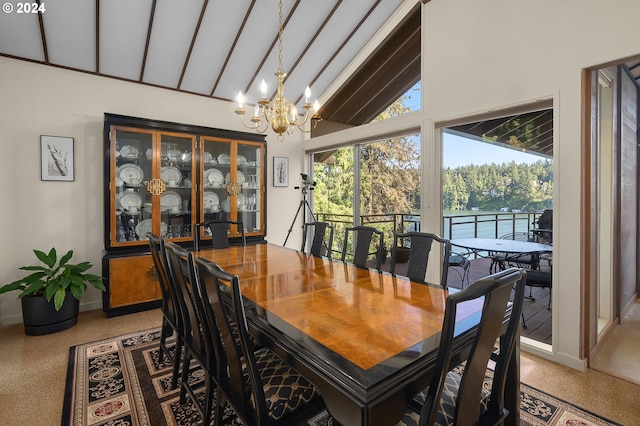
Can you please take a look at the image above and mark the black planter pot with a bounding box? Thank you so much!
[21,292,79,336]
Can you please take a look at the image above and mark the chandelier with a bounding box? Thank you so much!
[234,0,320,141]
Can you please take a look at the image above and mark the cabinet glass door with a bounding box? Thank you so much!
[159,132,196,241]
[201,136,232,225]
[236,141,264,235]
[111,126,154,247]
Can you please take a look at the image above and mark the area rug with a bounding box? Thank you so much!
[62,328,621,426]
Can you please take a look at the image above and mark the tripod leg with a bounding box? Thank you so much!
[283,201,306,247]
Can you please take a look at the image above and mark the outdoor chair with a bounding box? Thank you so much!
[147,233,184,389]
[490,232,539,273]
[448,250,471,287]
[410,267,526,426]
[340,225,385,271]
[193,219,245,251]
[195,256,326,425]
[164,242,220,426]
[302,221,334,258]
[390,232,451,287]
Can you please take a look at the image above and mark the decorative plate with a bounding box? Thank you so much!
[226,171,246,184]
[237,154,248,165]
[204,152,215,163]
[135,219,167,240]
[119,191,143,210]
[205,168,224,185]
[160,191,182,210]
[117,164,144,185]
[217,153,230,164]
[204,192,220,211]
[160,166,182,185]
[119,145,139,159]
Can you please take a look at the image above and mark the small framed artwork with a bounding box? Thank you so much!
[273,156,289,187]
[41,135,75,181]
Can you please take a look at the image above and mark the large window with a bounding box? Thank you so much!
[312,132,420,256]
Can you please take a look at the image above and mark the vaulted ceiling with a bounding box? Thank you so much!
[0,0,409,113]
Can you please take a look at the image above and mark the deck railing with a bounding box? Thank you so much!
[314,211,543,256]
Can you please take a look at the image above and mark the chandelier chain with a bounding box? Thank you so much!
[233,0,321,139]
[278,0,284,73]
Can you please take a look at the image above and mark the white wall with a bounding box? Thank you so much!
[0,57,305,325]
[420,0,640,369]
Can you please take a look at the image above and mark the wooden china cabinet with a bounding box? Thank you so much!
[102,113,266,316]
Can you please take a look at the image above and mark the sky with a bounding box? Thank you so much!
[443,132,547,169]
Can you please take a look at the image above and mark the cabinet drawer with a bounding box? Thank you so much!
[108,255,160,308]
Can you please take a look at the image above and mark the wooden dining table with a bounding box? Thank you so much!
[195,243,520,426]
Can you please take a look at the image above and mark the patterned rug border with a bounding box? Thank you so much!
[61,328,622,426]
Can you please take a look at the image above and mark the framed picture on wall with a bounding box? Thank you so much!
[41,135,75,181]
[273,156,289,187]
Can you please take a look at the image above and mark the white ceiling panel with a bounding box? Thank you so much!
[100,0,154,80]
[284,0,380,99]
[0,10,43,61]
[248,1,338,107]
[43,0,96,71]
[212,0,282,103]
[180,1,252,96]
[142,0,206,87]
[309,0,406,104]
[0,0,423,112]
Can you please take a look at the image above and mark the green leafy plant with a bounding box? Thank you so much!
[0,248,105,310]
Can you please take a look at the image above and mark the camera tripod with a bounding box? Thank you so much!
[283,183,317,247]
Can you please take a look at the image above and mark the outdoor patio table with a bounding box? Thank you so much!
[195,243,520,426]
[451,237,552,255]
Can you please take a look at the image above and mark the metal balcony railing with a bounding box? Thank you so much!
[314,211,543,257]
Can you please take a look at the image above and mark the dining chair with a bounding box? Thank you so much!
[340,225,385,271]
[195,256,325,425]
[411,267,526,426]
[147,233,183,389]
[302,221,334,258]
[193,219,246,251]
[164,242,219,425]
[390,232,451,287]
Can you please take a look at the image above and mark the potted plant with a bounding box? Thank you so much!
[0,248,105,335]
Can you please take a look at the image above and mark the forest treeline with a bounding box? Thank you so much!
[443,160,553,212]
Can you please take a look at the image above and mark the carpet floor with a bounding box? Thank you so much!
[62,328,621,426]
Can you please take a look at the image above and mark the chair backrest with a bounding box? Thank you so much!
[419,267,526,426]
[302,221,334,258]
[193,219,246,251]
[147,233,178,326]
[164,242,213,365]
[500,231,533,242]
[195,256,269,425]
[340,226,385,271]
[390,232,451,287]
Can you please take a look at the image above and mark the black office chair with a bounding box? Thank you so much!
[147,233,184,389]
[195,256,325,425]
[390,232,451,287]
[340,225,385,271]
[193,219,245,251]
[164,242,220,426]
[411,268,526,426]
[302,221,334,258]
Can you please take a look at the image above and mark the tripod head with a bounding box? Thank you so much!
[294,173,317,195]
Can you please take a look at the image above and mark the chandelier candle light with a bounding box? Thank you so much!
[235,0,320,141]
